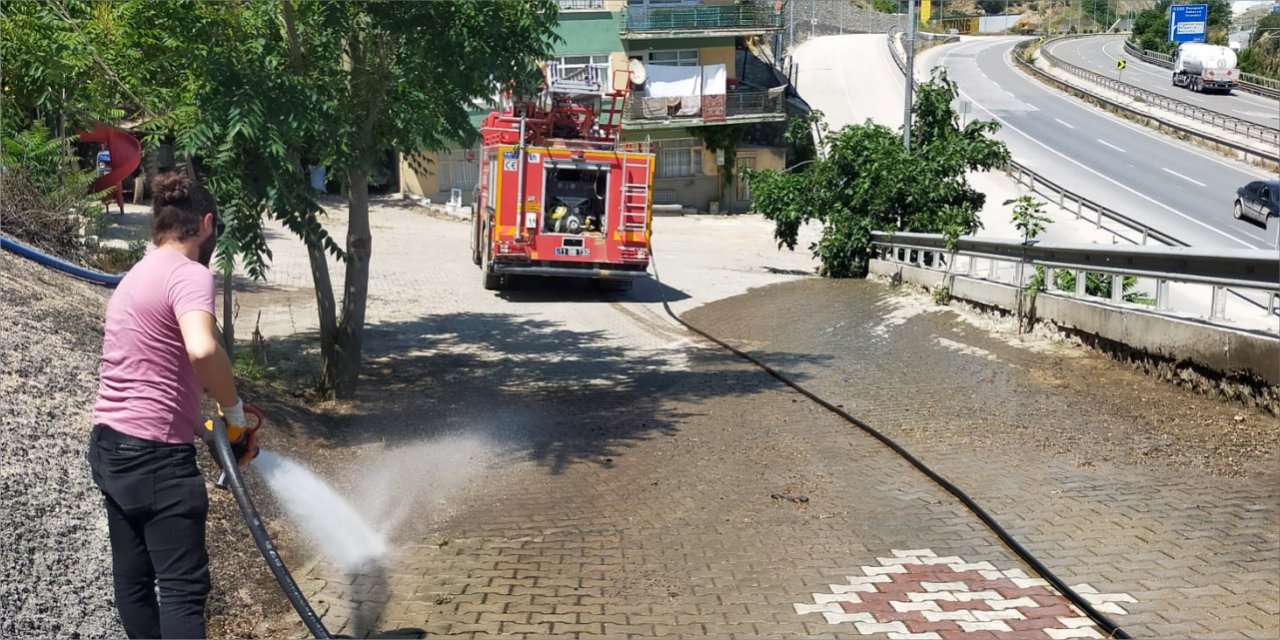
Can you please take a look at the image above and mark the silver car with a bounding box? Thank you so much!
[1233,180,1279,225]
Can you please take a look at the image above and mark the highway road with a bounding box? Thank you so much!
[1045,35,1280,130]
[933,36,1278,251]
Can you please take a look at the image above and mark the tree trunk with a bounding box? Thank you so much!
[331,166,372,398]
[306,233,340,394]
[221,266,235,356]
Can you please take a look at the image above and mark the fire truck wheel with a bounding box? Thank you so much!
[480,238,503,290]
[483,272,503,290]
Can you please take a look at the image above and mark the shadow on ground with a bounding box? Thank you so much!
[250,304,831,638]
[493,274,691,305]
[263,308,829,476]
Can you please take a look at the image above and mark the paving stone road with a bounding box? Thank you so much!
[231,199,1277,639]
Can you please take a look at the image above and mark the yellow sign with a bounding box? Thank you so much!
[1037,36,1045,43]
[1116,60,1126,70]
[920,0,930,24]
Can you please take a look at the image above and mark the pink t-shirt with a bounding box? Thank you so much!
[93,247,216,444]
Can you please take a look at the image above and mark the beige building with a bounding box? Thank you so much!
[400,0,793,212]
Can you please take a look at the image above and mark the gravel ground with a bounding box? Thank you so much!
[0,252,302,638]
[1,253,118,638]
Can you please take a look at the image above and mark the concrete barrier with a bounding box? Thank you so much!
[870,259,1280,405]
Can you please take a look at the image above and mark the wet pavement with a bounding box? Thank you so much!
[290,274,1278,639]
[684,278,1279,639]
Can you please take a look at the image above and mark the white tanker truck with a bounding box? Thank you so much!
[1171,43,1238,94]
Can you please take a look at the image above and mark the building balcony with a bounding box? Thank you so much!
[621,1,785,39]
[622,87,786,130]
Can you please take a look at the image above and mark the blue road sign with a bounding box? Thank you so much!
[1169,4,1208,43]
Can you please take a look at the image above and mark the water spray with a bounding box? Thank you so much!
[206,414,333,639]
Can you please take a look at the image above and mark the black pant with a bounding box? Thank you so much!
[88,425,211,639]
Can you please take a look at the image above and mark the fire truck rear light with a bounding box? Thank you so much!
[620,247,649,261]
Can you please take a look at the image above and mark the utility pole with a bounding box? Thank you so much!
[904,0,916,151]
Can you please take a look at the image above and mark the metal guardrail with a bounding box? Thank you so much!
[1010,40,1280,167]
[1041,38,1280,147]
[884,30,1188,248]
[886,26,960,61]
[622,2,783,34]
[871,232,1280,317]
[883,32,1280,321]
[873,232,1279,290]
[1003,163,1183,247]
[1122,39,1280,100]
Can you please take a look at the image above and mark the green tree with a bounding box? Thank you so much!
[1006,195,1050,331]
[0,1,136,136]
[109,1,560,397]
[745,68,1010,278]
[689,124,747,206]
[1238,14,1280,80]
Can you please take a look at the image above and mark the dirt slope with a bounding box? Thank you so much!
[0,251,293,637]
[0,252,119,638]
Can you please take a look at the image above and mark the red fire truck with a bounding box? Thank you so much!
[470,67,654,291]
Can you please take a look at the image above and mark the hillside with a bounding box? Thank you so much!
[0,252,292,637]
[0,252,118,637]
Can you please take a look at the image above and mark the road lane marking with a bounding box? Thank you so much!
[1055,118,1075,129]
[941,40,1261,248]
[1161,167,1207,187]
[1097,139,1126,153]
[996,39,1274,178]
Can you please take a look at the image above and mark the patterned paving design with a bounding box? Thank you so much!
[794,549,1136,639]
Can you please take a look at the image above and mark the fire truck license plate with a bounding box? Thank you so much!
[555,247,590,257]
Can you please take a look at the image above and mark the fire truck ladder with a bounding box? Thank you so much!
[598,69,633,140]
[620,152,649,232]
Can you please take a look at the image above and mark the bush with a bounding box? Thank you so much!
[86,239,147,273]
[747,69,1009,278]
[1,124,116,263]
[871,0,897,14]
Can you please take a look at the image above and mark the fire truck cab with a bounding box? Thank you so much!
[471,68,654,291]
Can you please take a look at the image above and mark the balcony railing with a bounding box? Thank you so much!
[622,2,784,34]
[556,0,606,11]
[545,61,604,95]
[625,88,786,124]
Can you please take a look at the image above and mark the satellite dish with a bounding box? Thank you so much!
[628,58,647,86]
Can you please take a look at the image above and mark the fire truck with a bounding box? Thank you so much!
[470,66,654,291]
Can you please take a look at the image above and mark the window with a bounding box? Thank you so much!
[550,54,612,93]
[439,147,478,191]
[557,0,605,10]
[647,49,699,67]
[653,139,703,179]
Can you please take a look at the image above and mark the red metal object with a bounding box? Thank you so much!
[79,124,141,215]
[470,66,655,290]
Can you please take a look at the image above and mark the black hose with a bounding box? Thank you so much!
[207,419,333,639]
[647,249,1132,640]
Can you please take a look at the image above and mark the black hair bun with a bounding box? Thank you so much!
[151,172,192,205]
